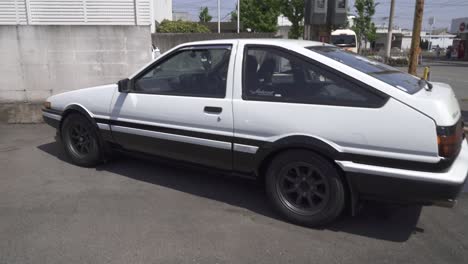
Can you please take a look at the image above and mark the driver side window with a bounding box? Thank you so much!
[134,46,231,98]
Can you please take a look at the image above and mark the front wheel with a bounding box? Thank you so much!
[265,150,346,227]
[61,113,102,167]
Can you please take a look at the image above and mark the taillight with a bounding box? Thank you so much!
[437,119,465,158]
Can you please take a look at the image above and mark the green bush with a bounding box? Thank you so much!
[157,20,210,33]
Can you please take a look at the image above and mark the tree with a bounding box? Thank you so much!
[230,0,280,32]
[199,6,212,22]
[352,0,378,53]
[157,20,210,33]
[366,22,377,45]
[279,0,304,39]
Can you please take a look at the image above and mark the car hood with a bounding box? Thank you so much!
[47,83,118,117]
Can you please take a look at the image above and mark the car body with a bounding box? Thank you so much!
[42,39,468,226]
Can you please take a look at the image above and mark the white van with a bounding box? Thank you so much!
[331,29,358,53]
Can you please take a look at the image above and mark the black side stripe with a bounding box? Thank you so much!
[94,117,452,172]
[94,118,267,147]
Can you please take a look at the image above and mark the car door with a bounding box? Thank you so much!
[109,44,235,170]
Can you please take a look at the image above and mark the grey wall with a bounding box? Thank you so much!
[0,25,151,123]
[152,32,277,53]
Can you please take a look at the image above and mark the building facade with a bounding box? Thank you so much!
[450,17,468,60]
[371,27,455,52]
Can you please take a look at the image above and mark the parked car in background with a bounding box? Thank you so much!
[42,39,467,227]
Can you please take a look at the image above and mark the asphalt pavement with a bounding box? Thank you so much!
[1,124,467,263]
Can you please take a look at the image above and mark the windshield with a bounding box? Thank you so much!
[331,35,356,47]
[307,46,423,94]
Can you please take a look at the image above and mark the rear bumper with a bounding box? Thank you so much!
[337,140,468,206]
[346,172,466,207]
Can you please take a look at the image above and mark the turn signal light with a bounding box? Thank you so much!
[437,120,464,158]
[43,101,51,109]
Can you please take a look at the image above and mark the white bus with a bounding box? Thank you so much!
[331,29,358,53]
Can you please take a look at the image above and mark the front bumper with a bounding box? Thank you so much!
[337,140,468,206]
[42,109,61,129]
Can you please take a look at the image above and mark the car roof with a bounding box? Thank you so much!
[331,29,356,35]
[177,38,333,49]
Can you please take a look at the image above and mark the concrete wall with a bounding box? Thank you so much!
[0,25,152,123]
[152,33,277,53]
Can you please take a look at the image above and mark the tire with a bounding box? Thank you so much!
[61,113,102,167]
[265,150,346,227]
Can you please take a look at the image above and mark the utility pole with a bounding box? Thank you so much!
[217,0,221,33]
[237,0,240,33]
[408,0,424,75]
[385,0,395,63]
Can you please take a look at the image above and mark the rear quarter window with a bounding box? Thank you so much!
[308,46,423,94]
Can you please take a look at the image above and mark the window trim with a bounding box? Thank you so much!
[130,44,232,99]
[241,44,389,108]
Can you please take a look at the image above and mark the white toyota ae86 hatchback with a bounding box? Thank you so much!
[42,39,467,226]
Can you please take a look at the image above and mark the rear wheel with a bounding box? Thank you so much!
[265,150,346,227]
[61,113,102,167]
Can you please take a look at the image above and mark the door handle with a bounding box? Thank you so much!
[204,106,222,114]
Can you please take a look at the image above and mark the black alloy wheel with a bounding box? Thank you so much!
[68,122,93,157]
[265,150,346,227]
[61,113,102,167]
[277,162,330,215]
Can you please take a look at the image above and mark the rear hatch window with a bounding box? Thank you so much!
[308,46,423,94]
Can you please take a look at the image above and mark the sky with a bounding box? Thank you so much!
[172,0,468,30]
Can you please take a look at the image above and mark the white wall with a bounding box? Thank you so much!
[401,37,412,50]
[154,0,172,23]
[400,35,455,50]
[0,0,152,26]
[0,25,152,123]
[423,35,456,49]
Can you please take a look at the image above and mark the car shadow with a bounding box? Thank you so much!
[37,141,423,242]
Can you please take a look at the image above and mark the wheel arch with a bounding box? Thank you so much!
[59,104,112,159]
[59,104,98,132]
[256,135,340,175]
[255,135,358,215]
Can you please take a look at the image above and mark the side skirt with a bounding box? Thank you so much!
[110,145,257,181]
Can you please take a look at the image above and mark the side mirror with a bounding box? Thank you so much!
[118,78,131,93]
